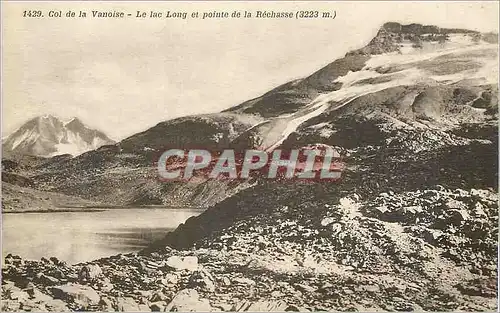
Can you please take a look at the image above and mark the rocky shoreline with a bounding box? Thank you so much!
[2,187,497,312]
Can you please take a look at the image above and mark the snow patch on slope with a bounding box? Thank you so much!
[260,40,497,150]
[10,129,40,151]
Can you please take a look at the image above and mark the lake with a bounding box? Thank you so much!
[1,208,202,264]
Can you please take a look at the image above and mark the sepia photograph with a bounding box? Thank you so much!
[1,1,499,311]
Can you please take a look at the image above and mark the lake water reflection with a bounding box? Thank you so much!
[2,208,201,264]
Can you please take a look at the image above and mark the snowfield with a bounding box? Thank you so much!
[259,39,497,150]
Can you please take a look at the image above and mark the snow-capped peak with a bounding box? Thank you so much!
[3,115,115,157]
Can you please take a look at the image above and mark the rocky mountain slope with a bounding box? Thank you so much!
[5,23,498,209]
[3,115,115,158]
[2,22,498,311]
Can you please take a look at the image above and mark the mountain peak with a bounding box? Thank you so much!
[26,114,59,124]
[380,22,480,35]
[41,114,57,119]
[3,115,115,157]
[347,21,494,57]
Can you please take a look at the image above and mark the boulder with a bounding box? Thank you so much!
[188,269,216,292]
[448,209,470,225]
[51,283,100,309]
[78,264,103,282]
[320,217,336,227]
[356,284,381,293]
[160,273,179,286]
[35,272,60,286]
[4,254,23,267]
[330,223,343,235]
[164,289,213,312]
[221,277,231,286]
[165,256,198,271]
[444,199,467,210]
[49,257,66,267]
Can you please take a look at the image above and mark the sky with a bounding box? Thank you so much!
[2,1,499,140]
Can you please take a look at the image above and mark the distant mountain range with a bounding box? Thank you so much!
[2,115,115,157]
